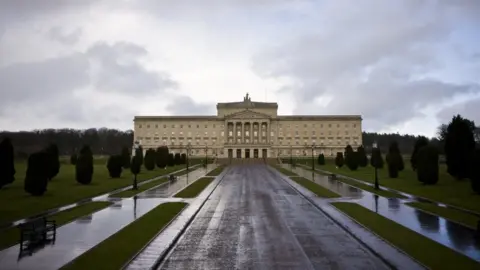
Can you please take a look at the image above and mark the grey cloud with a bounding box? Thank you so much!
[437,98,480,125]
[0,53,89,107]
[252,0,480,129]
[166,96,215,115]
[86,42,177,94]
[47,27,83,45]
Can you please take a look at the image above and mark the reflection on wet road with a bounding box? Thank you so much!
[289,165,480,262]
[158,165,387,270]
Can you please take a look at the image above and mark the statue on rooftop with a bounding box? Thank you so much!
[244,92,251,102]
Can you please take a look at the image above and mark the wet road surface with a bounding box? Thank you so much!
[289,165,480,262]
[158,165,388,270]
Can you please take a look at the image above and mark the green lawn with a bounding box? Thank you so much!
[406,202,480,229]
[206,166,226,176]
[332,202,479,270]
[174,177,214,198]
[61,202,187,270]
[0,201,112,250]
[314,162,480,214]
[113,168,193,198]
[323,172,406,199]
[0,162,186,225]
[290,176,341,198]
[272,165,298,176]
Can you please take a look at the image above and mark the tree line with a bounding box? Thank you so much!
[0,127,468,158]
[0,138,191,195]
[315,115,480,193]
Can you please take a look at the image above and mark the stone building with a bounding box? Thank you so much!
[133,93,362,160]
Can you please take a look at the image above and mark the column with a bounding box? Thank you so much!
[241,122,245,143]
[267,122,271,144]
[250,121,253,144]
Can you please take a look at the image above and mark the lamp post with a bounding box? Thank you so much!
[311,143,316,172]
[290,145,293,170]
[132,143,139,190]
[186,142,191,173]
[204,145,208,170]
[373,142,379,190]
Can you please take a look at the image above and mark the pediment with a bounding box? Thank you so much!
[226,110,271,120]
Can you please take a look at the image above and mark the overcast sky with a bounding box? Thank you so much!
[1,0,479,137]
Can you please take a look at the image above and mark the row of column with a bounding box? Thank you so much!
[226,121,270,144]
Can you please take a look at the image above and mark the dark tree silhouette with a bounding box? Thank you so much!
[444,115,476,180]
[0,137,15,188]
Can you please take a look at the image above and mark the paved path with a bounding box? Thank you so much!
[0,166,214,270]
[158,165,388,270]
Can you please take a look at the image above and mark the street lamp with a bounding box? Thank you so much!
[186,143,191,173]
[290,145,293,170]
[132,143,140,190]
[311,143,316,172]
[204,145,208,170]
[372,142,379,190]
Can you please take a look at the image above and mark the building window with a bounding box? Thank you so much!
[197,124,199,128]
[155,124,158,128]
[353,124,357,128]
[304,124,307,127]
[271,131,274,136]
[180,124,183,128]
[171,131,175,135]
[221,131,224,136]
[328,124,331,128]
[163,124,166,128]
[172,124,175,128]
[138,124,142,128]
[312,131,316,135]
[229,131,233,136]
[213,124,216,128]
[205,131,208,135]
[205,124,208,128]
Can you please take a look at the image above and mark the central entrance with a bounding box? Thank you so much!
[253,149,259,158]
[262,149,267,158]
[236,149,241,158]
[228,149,233,158]
[245,149,250,158]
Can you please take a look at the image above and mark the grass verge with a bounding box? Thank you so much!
[332,202,480,270]
[0,201,112,250]
[174,177,214,198]
[61,202,187,270]
[0,163,186,225]
[273,166,298,176]
[206,166,226,176]
[406,202,480,229]
[113,178,169,198]
[331,174,406,199]
[290,176,341,198]
[315,162,480,214]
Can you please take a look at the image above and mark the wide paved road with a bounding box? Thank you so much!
[158,165,389,270]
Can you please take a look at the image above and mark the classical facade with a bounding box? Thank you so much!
[133,94,362,159]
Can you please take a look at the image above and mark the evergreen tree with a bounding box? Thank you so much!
[317,154,325,165]
[470,149,480,194]
[155,146,169,168]
[144,149,156,170]
[174,153,182,165]
[76,145,94,185]
[410,136,429,171]
[130,155,141,190]
[371,148,384,169]
[107,155,123,178]
[135,146,144,165]
[24,151,49,196]
[167,153,175,167]
[335,152,344,168]
[121,146,131,169]
[416,145,439,185]
[0,137,15,188]
[386,141,402,178]
[444,115,476,179]
[45,143,60,181]
[357,146,368,167]
[344,145,358,171]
